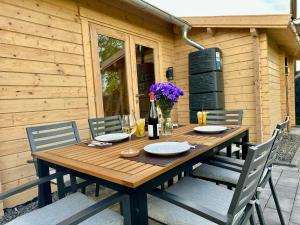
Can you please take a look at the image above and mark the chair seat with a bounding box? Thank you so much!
[193,163,240,185]
[210,155,245,167]
[49,169,85,185]
[6,193,123,225]
[148,177,244,225]
[219,145,240,154]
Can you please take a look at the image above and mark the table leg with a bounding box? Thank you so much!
[37,159,52,208]
[128,190,148,225]
[242,131,249,160]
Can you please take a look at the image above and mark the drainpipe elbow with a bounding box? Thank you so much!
[182,26,205,50]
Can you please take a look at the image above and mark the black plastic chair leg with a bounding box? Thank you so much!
[226,145,232,157]
[81,186,86,194]
[70,175,77,193]
[269,176,286,225]
[56,174,65,199]
[95,184,100,197]
[235,149,240,159]
[249,214,256,225]
[255,200,266,225]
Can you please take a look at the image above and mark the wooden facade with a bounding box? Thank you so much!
[0,0,174,211]
[0,1,299,213]
[175,15,299,142]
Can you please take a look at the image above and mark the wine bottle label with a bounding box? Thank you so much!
[148,125,159,137]
[148,125,154,137]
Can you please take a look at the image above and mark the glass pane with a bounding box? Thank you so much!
[98,34,129,116]
[135,45,155,119]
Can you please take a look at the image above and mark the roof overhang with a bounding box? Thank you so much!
[182,14,300,58]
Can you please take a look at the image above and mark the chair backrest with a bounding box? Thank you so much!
[276,116,289,131]
[265,116,289,168]
[88,115,122,139]
[227,129,279,219]
[206,110,243,126]
[26,121,81,153]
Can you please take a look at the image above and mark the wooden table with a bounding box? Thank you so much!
[33,125,249,225]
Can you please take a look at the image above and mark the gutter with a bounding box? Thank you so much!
[291,19,300,43]
[130,0,205,50]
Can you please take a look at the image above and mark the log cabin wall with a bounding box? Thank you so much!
[261,36,296,140]
[175,28,258,142]
[0,0,175,211]
[174,28,296,143]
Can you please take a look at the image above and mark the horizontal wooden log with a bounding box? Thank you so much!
[0,44,84,65]
[0,72,87,87]
[0,86,87,99]
[0,98,88,113]
[0,2,81,33]
[0,58,85,76]
[0,15,82,44]
[0,30,83,55]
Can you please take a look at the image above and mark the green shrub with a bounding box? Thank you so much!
[297,117,300,125]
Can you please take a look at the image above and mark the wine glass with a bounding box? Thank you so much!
[122,115,136,139]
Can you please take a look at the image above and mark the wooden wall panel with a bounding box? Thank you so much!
[174,28,257,142]
[0,0,175,212]
[0,0,87,210]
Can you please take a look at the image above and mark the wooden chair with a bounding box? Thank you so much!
[148,128,279,225]
[192,116,289,225]
[88,115,122,139]
[206,110,243,158]
[0,171,130,225]
[26,121,99,198]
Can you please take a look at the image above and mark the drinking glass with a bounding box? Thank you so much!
[135,118,145,137]
[122,115,136,139]
[197,112,208,126]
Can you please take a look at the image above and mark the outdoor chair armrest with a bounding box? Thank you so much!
[57,193,130,225]
[0,172,65,201]
[234,141,255,147]
[150,188,228,224]
[27,159,35,164]
[205,160,243,173]
[209,155,244,167]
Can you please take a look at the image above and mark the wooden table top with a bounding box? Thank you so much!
[32,125,248,188]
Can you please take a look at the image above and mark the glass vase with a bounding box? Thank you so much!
[160,110,173,136]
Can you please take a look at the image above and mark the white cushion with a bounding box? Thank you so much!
[211,156,244,167]
[148,177,244,225]
[6,193,123,225]
[49,169,85,185]
[219,145,240,154]
[193,163,240,184]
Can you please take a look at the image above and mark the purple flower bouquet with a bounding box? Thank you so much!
[149,82,184,135]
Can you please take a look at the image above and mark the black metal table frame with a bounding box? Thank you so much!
[36,129,249,225]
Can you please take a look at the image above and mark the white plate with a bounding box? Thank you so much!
[144,142,191,156]
[193,125,227,134]
[95,133,129,142]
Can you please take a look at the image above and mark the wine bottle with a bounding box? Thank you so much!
[148,92,159,140]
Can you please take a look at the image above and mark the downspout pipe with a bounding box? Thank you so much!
[182,25,205,50]
[130,0,205,50]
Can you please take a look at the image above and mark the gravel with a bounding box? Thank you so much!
[275,133,300,163]
[0,193,59,225]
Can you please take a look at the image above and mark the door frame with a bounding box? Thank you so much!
[129,36,160,119]
[90,23,161,118]
[90,24,134,117]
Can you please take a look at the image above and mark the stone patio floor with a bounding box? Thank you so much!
[1,165,300,224]
[110,164,300,225]
[147,165,300,225]
[250,165,300,225]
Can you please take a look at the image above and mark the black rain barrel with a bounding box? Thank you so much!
[188,48,224,123]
